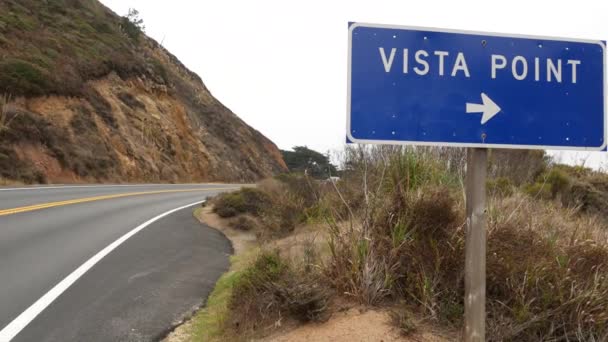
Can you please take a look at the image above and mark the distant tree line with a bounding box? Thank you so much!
[281,146,338,179]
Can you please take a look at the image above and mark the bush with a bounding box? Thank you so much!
[523,182,552,199]
[229,215,258,231]
[487,177,514,197]
[150,58,169,84]
[326,182,463,309]
[0,59,51,96]
[562,180,608,216]
[120,8,145,43]
[488,149,548,185]
[228,250,331,336]
[212,179,320,236]
[546,168,570,198]
[213,187,272,218]
[484,195,608,340]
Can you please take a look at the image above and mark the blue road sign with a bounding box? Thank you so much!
[347,23,607,150]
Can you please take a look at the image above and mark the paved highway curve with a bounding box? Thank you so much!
[0,184,237,341]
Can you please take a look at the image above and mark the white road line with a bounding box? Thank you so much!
[0,200,205,342]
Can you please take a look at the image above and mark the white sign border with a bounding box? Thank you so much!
[346,22,608,151]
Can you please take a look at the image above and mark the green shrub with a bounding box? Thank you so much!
[0,11,36,31]
[0,59,51,96]
[150,58,169,84]
[228,250,331,336]
[523,182,552,199]
[562,180,608,216]
[546,168,570,198]
[211,179,318,237]
[213,187,272,218]
[120,8,144,43]
[92,21,114,34]
[487,177,514,197]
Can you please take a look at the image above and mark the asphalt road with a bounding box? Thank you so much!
[0,184,237,342]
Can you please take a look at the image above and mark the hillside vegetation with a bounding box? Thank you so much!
[203,147,608,341]
[0,0,287,184]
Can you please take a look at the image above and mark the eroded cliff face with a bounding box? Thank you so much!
[0,0,287,184]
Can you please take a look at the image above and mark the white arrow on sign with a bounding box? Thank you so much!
[466,93,501,125]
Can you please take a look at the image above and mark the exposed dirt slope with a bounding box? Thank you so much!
[0,0,287,183]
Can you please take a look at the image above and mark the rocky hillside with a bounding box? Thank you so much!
[0,0,287,184]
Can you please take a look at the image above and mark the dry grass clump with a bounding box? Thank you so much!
[488,149,548,185]
[485,194,608,341]
[226,250,331,339]
[326,184,465,317]
[324,147,464,315]
[389,308,419,336]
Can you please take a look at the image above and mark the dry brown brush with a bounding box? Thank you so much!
[324,146,608,340]
[226,250,331,340]
[213,146,608,340]
[485,194,608,341]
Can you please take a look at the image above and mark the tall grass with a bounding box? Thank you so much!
[485,194,608,340]
[213,146,608,340]
[225,250,331,340]
[326,146,464,312]
[324,146,608,340]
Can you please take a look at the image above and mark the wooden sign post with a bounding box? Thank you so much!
[464,148,487,341]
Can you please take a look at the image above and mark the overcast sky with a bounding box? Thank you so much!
[100,0,607,169]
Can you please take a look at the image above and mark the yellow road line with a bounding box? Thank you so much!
[0,187,239,217]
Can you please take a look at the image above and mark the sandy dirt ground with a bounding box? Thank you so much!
[266,306,454,342]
